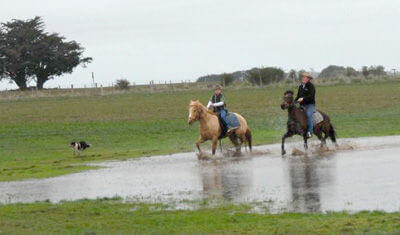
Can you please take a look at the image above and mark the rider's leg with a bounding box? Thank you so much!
[305,104,315,136]
[221,109,238,133]
[219,109,231,128]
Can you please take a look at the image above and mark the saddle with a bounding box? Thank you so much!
[292,107,324,127]
[217,112,241,139]
[313,111,324,125]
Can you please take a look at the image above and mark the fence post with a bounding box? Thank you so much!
[150,80,154,93]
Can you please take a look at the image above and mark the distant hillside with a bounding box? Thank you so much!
[196,64,388,84]
[197,67,286,86]
[318,65,348,78]
[197,71,246,83]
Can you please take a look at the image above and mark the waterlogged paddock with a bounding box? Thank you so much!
[1,136,400,213]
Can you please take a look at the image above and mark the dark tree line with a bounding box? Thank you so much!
[196,67,285,87]
[245,67,285,86]
[318,65,386,79]
[361,65,386,78]
[197,64,390,86]
[0,17,92,90]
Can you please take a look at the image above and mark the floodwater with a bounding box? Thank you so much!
[1,136,400,213]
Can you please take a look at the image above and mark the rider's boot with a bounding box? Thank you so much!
[306,132,312,138]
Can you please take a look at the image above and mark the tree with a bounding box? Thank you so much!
[288,69,297,81]
[32,33,92,89]
[115,79,130,89]
[221,73,233,86]
[297,69,306,79]
[245,67,285,86]
[0,17,44,89]
[0,17,92,90]
[345,66,359,77]
[362,66,369,78]
[245,68,262,86]
[372,65,386,76]
[362,65,386,78]
[318,65,347,78]
[196,71,244,83]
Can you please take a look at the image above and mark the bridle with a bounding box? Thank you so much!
[281,93,294,109]
[188,105,202,124]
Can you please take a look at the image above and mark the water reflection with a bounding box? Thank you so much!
[2,137,400,212]
[287,155,334,212]
[199,158,251,201]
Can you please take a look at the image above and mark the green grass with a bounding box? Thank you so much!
[1,81,400,181]
[0,199,399,234]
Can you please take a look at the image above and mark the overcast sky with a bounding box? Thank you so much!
[1,0,399,89]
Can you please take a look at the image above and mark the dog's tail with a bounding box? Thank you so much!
[245,128,252,151]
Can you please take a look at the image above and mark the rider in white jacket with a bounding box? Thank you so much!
[207,85,237,133]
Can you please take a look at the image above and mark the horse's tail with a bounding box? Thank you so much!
[245,128,252,151]
[329,123,337,144]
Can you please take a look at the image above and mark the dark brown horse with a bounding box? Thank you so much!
[280,90,337,155]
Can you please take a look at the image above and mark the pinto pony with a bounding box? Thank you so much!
[280,90,337,155]
[188,100,252,155]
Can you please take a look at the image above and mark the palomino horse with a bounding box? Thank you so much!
[188,100,252,155]
[280,90,337,155]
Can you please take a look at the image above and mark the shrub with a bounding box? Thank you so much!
[115,79,130,90]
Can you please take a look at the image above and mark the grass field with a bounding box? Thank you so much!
[0,198,399,234]
[1,81,400,181]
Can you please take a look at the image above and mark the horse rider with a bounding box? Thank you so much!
[207,85,238,133]
[295,72,316,138]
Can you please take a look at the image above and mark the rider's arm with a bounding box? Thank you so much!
[213,95,225,107]
[213,101,224,107]
[207,95,214,109]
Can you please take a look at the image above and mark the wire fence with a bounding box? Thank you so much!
[0,80,220,101]
[1,75,399,101]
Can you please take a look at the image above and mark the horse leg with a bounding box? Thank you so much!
[303,135,308,150]
[239,136,245,152]
[323,132,328,143]
[212,137,218,155]
[229,134,241,153]
[281,132,293,155]
[315,127,325,147]
[196,137,205,153]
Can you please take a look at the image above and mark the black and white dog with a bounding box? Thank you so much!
[70,141,91,155]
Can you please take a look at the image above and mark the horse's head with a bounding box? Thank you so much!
[281,90,294,110]
[188,100,202,125]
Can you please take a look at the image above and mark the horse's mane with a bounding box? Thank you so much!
[189,100,218,116]
[284,90,294,96]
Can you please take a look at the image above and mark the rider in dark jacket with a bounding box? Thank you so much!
[295,72,316,138]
